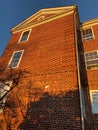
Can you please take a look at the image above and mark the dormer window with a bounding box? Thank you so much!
[19,30,31,42]
[82,28,94,41]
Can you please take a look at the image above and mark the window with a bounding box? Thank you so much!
[82,28,94,41]
[0,82,12,112]
[8,50,24,68]
[90,90,98,113]
[85,51,98,70]
[37,16,45,21]
[19,30,30,42]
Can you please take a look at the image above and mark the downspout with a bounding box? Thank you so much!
[74,11,85,130]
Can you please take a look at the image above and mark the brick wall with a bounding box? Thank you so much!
[83,24,98,129]
[0,13,83,129]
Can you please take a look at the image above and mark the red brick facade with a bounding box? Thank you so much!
[82,22,98,129]
[0,5,98,130]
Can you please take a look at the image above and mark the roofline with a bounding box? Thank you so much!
[11,5,77,33]
[81,18,98,29]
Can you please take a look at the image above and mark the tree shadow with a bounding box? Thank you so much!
[19,90,81,130]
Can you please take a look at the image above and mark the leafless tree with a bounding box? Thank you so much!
[0,64,30,129]
[0,63,45,130]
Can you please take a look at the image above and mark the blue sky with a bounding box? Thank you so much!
[0,0,98,56]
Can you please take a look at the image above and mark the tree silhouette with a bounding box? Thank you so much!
[0,65,94,129]
[0,64,29,130]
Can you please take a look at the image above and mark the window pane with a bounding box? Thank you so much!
[85,51,98,70]
[86,60,98,65]
[82,28,94,41]
[13,51,22,59]
[92,103,98,113]
[92,92,98,102]
[20,31,29,42]
[10,59,19,68]
[9,51,23,68]
[91,92,98,113]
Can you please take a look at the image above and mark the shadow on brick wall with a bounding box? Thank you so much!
[19,90,81,130]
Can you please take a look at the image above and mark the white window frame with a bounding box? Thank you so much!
[18,29,31,43]
[90,90,98,114]
[8,50,24,68]
[82,28,94,41]
[84,50,98,70]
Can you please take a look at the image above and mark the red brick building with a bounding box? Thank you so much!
[0,5,98,130]
[81,19,98,129]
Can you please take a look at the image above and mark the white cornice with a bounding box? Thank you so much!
[81,18,98,29]
[11,6,76,34]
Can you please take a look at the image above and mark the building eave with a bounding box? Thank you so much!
[81,18,98,29]
[11,5,77,34]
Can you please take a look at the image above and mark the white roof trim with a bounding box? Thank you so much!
[81,18,98,29]
[11,5,76,33]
